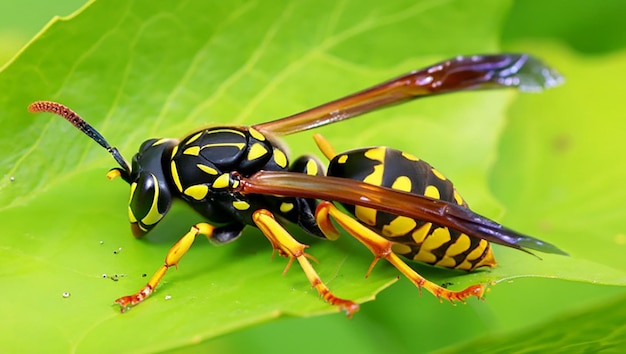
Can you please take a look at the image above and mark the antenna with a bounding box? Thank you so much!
[28,101,132,174]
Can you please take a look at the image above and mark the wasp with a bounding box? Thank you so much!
[29,54,566,316]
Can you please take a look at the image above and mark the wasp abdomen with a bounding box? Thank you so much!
[327,147,495,271]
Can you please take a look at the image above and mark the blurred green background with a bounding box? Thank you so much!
[1,1,625,353]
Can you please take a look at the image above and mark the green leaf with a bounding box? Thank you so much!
[503,0,626,54]
[442,292,626,353]
[1,0,624,352]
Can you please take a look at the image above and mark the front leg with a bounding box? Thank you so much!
[115,223,242,312]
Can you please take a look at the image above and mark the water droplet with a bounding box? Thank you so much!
[164,295,172,300]
[62,291,71,298]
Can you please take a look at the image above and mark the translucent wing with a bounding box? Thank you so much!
[253,54,563,136]
[237,171,567,256]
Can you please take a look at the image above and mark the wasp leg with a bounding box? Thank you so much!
[252,209,359,317]
[115,223,216,312]
[315,202,485,303]
[312,133,337,160]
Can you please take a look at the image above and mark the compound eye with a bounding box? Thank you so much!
[128,172,172,238]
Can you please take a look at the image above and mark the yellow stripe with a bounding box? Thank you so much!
[206,128,245,137]
[445,234,471,256]
[171,161,183,192]
[382,216,417,237]
[185,131,203,145]
[141,174,164,226]
[197,164,218,175]
[411,222,432,243]
[421,227,451,251]
[170,145,179,159]
[202,142,246,150]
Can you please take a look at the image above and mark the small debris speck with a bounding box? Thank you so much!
[9,176,15,182]
[102,273,107,278]
[141,273,147,277]
[164,295,172,300]
[62,291,71,298]
[99,240,104,245]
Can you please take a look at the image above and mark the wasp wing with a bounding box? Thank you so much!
[238,171,567,256]
[253,54,563,136]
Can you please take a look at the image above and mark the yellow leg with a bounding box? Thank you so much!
[252,209,359,317]
[313,133,337,160]
[115,223,215,312]
[315,201,485,303]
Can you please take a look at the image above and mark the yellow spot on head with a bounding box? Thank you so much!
[196,164,218,175]
[391,176,412,192]
[424,185,441,199]
[184,184,209,201]
[183,146,200,156]
[280,202,294,213]
[337,155,348,164]
[212,173,231,189]
[431,168,447,181]
[273,148,288,168]
[233,200,250,210]
[170,145,179,158]
[248,127,266,141]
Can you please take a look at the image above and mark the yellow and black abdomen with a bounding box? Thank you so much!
[327,147,495,271]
